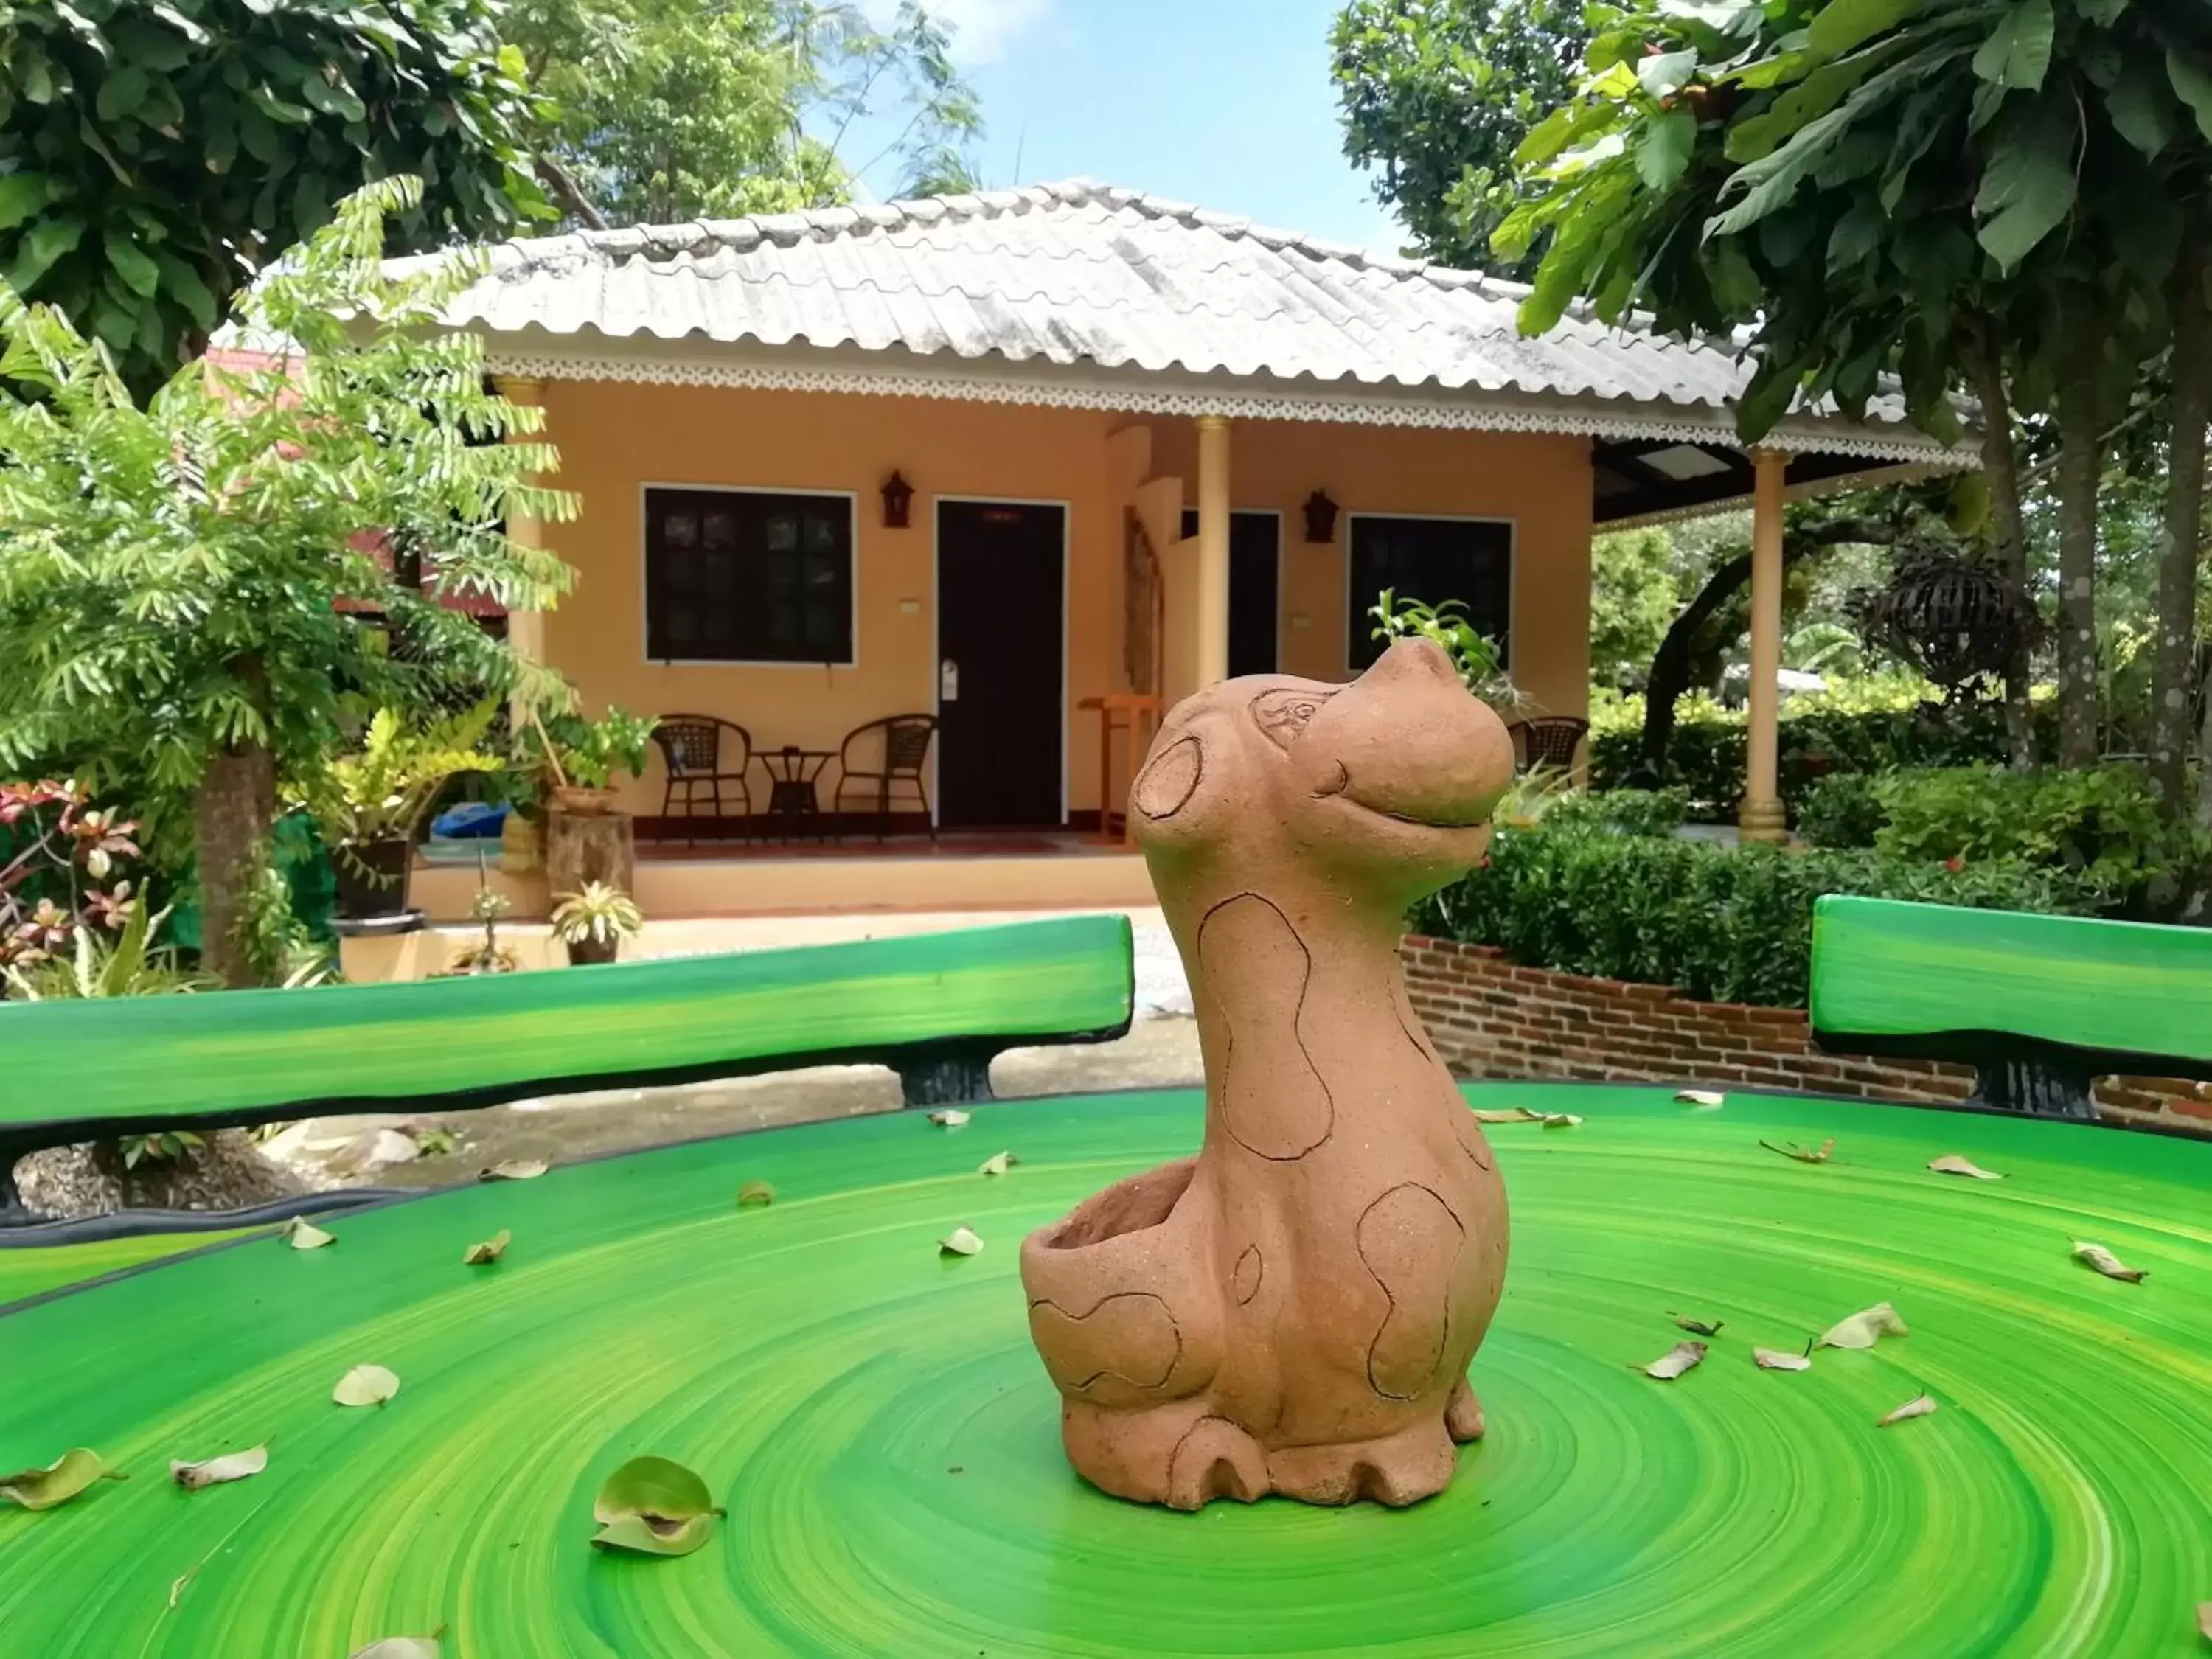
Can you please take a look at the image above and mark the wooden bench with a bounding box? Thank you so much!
[0,914,1134,1226]
[1809,895,2212,1119]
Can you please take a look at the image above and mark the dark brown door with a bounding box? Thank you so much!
[937,501,1065,829]
[1183,509,1280,677]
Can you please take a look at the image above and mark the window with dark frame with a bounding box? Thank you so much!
[645,487,855,664]
[1346,515,1512,672]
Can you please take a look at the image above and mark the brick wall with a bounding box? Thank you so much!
[1401,935,2212,1138]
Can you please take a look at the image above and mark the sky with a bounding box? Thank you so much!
[850,0,1409,254]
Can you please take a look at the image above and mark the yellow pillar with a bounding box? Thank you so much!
[1740,448,1790,844]
[493,374,548,673]
[1195,415,1232,686]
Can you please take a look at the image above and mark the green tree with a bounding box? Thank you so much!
[1496,0,2212,788]
[509,0,981,229]
[0,0,547,401]
[0,178,577,986]
[1589,526,1681,688]
[1331,0,1590,272]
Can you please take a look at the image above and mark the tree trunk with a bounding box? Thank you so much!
[2052,346,2107,769]
[2152,220,2211,809]
[1962,315,2037,767]
[193,742,276,989]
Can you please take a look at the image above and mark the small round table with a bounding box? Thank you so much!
[754,747,834,843]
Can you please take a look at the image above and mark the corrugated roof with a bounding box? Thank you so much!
[428,178,1933,441]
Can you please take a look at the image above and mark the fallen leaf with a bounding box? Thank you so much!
[280,1217,336,1251]
[2197,1603,2211,1643]
[0,1449,125,1511]
[347,1635,443,1659]
[412,1128,457,1158]
[170,1446,267,1492]
[1641,1340,1707,1380]
[590,1455,723,1557]
[1675,1089,1726,1108]
[480,1159,549,1182]
[978,1151,1018,1176]
[168,1562,200,1610]
[1538,1112,1583,1128]
[1470,1107,1543,1124]
[462,1229,511,1266]
[1928,1155,2005,1180]
[1672,1315,1724,1338]
[2074,1241,2147,1284]
[333,1364,400,1407]
[939,1225,984,1257]
[1818,1302,1909,1350]
[1754,1347,1813,1372]
[926,1110,970,1128]
[1760,1138,1835,1165]
[1877,1393,1938,1427]
[735,1181,775,1209]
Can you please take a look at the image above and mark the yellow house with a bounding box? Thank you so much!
[416,180,1964,918]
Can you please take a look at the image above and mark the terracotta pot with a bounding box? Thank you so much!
[549,785,619,816]
[332,836,414,920]
[563,934,621,966]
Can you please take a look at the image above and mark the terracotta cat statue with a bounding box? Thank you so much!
[1019,638,1516,1510]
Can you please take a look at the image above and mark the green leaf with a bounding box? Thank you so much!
[0,1449,125,1512]
[1826,198,1885,273]
[153,251,218,329]
[104,232,161,298]
[1636,107,1697,190]
[7,218,86,293]
[590,1455,722,1557]
[1973,100,2079,271]
[1637,49,1699,100]
[1806,0,1928,60]
[0,173,57,231]
[299,72,369,124]
[1970,0,2053,93]
[94,63,149,123]
[2103,59,2178,157]
[2170,51,2212,142]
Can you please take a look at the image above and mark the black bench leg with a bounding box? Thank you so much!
[1969,1057,2100,1121]
[0,1135,35,1227]
[895,1044,999,1108]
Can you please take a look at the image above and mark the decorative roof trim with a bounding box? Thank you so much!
[484,347,1969,467]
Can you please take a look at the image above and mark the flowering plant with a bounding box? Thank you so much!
[0,782,144,974]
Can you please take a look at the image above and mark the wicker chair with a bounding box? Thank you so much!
[1509,716,1590,773]
[834,714,938,843]
[650,714,753,843]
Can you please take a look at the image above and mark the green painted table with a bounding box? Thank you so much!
[3,1084,2208,1658]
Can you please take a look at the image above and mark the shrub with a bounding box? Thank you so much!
[1795,773,1886,849]
[1416,821,2110,1009]
[1540,787,1691,838]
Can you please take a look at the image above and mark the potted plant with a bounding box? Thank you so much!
[525,706,657,817]
[549,881,643,966]
[304,703,501,921]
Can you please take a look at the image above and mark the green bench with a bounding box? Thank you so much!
[0,914,1134,1229]
[1810,895,2212,1119]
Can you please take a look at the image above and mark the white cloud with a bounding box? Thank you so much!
[867,0,1052,64]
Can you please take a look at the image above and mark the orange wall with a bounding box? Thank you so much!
[532,381,1593,816]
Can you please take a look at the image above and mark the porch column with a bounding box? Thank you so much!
[1195,414,1232,686]
[493,373,548,678]
[1740,447,1790,844]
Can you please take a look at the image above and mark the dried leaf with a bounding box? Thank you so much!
[2197,1603,2211,1643]
[0,1448,125,1511]
[1537,1112,1583,1129]
[462,1229,511,1265]
[1760,1138,1834,1165]
[939,1225,984,1257]
[2073,1242,2147,1284]
[333,1364,400,1408]
[1818,1302,1909,1350]
[1877,1393,1938,1427]
[1754,1347,1813,1372]
[926,1109,970,1128]
[170,1445,268,1492]
[347,1635,443,1659]
[479,1158,548,1182]
[977,1150,1018,1175]
[280,1217,336,1250]
[590,1455,723,1557]
[1675,1089,1726,1108]
[734,1181,775,1209]
[1470,1107,1543,1124]
[1641,1340,1707,1380]
[1928,1155,2006,1181]
[1672,1315,1724,1337]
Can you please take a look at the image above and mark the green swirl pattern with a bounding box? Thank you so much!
[2,1084,2208,1658]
